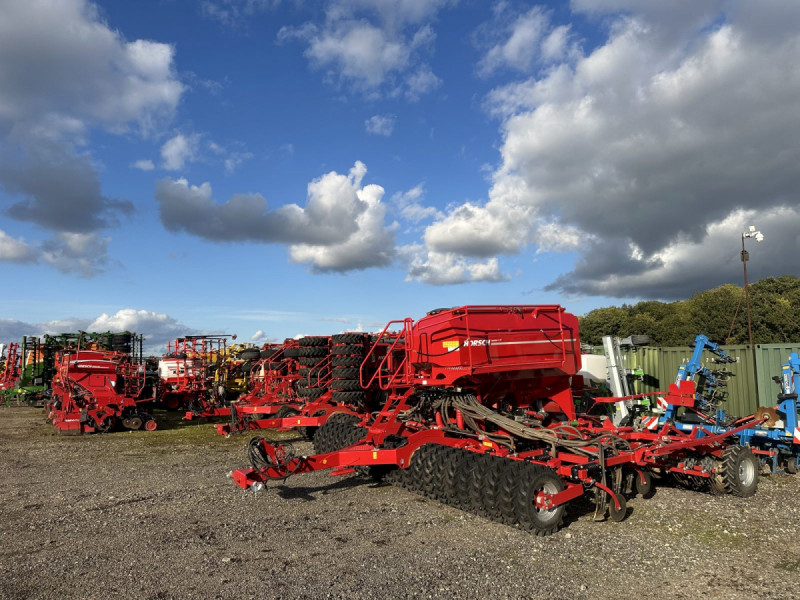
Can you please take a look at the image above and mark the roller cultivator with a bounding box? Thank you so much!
[229,305,774,536]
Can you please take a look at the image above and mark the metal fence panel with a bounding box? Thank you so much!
[607,341,800,415]
[619,344,760,416]
[623,347,661,395]
[718,345,759,417]
[754,343,800,407]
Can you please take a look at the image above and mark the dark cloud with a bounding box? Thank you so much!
[155,168,367,246]
[1,140,133,234]
[156,161,398,272]
[413,2,800,297]
[547,207,800,300]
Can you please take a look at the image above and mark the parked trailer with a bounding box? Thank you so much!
[230,306,764,535]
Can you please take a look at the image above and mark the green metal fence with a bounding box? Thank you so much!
[615,343,800,417]
[755,343,800,406]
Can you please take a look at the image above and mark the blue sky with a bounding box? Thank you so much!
[1,1,799,350]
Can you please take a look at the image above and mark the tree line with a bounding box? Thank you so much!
[578,276,800,346]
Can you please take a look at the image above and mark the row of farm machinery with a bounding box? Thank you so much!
[0,331,266,433]
[2,303,800,534]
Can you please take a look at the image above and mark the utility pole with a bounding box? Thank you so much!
[740,226,764,346]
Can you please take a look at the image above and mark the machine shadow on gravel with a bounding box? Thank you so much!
[272,474,367,501]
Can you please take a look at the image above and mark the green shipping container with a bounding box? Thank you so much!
[754,343,800,407]
[618,344,760,417]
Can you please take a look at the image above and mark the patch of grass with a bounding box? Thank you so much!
[132,422,232,447]
[132,418,304,449]
[442,513,458,523]
[777,559,800,572]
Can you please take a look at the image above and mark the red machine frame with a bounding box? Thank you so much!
[231,305,763,535]
[47,348,154,434]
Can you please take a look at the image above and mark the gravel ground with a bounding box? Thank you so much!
[1,406,799,600]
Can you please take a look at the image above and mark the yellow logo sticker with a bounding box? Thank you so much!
[442,340,459,349]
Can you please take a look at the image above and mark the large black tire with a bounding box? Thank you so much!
[239,349,261,361]
[299,336,328,347]
[275,406,297,419]
[720,445,759,497]
[312,420,334,454]
[331,333,367,345]
[330,379,362,392]
[331,344,365,356]
[453,452,479,510]
[432,448,461,502]
[314,418,364,454]
[284,347,301,357]
[331,390,365,404]
[331,367,359,379]
[332,356,362,368]
[513,464,565,536]
[327,412,360,427]
[298,388,325,400]
[299,346,328,358]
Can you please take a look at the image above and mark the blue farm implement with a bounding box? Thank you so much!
[230,305,763,535]
[609,336,800,476]
[739,352,800,473]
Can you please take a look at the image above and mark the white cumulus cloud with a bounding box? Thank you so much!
[365,114,396,136]
[0,0,183,278]
[289,177,395,272]
[0,0,183,135]
[277,0,451,99]
[402,244,508,285]
[131,159,155,171]
[161,133,201,171]
[0,231,37,264]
